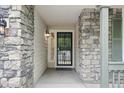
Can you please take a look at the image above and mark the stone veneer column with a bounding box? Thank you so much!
[0,5,34,88]
[78,8,101,83]
[78,8,122,84]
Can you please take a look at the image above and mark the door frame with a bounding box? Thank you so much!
[54,30,75,68]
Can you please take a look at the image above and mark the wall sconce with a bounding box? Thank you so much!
[0,14,7,36]
[45,26,50,38]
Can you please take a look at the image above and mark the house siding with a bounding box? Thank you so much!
[34,7,47,84]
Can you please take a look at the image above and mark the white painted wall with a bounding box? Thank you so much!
[34,7,48,84]
[75,24,80,72]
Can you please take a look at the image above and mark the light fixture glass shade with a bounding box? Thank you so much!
[45,26,50,38]
[0,14,7,36]
[45,33,50,37]
[0,26,5,35]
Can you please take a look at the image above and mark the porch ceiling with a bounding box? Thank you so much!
[35,5,96,28]
[35,5,124,29]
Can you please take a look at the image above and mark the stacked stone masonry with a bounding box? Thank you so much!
[78,8,122,83]
[0,5,34,88]
[78,9,100,83]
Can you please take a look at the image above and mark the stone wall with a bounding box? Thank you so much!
[78,8,122,83]
[0,6,10,88]
[0,5,34,88]
[78,9,100,83]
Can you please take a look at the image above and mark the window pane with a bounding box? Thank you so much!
[112,18,122,61]
[113,19,122,38]
[112,39,122,61]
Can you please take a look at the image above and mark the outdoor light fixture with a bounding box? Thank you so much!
[45,26,50,38]
[0,14,7,35]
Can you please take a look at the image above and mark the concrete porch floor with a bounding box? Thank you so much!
[34,69,100,88]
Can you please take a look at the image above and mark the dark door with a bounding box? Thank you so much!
[57,32,72,66]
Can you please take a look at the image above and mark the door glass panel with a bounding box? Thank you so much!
[57,32,72,66]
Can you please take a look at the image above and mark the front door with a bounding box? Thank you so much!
[57,32,72,66]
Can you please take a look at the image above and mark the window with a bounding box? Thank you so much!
[112,18,122,61]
